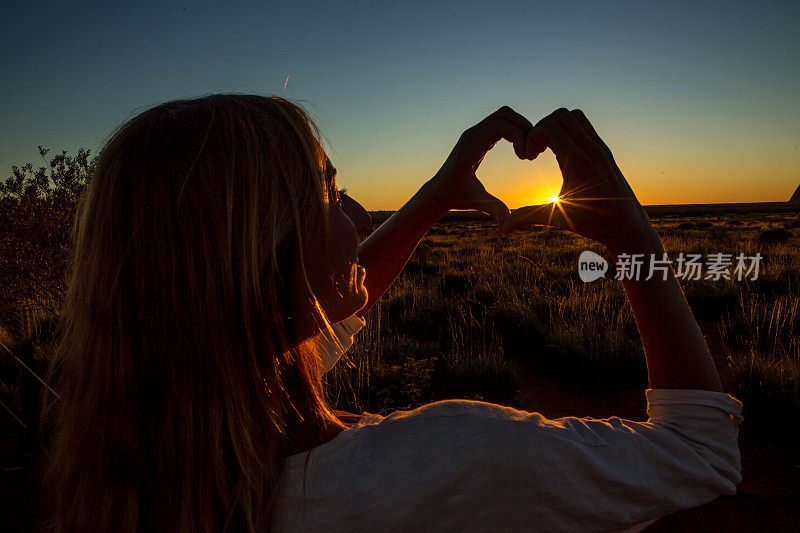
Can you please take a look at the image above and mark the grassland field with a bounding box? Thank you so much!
[327,207,800,449]
[2,202,799,531]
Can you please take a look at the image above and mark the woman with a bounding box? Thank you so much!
[43,95,741,532]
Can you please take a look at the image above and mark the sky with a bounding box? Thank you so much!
[1,0,798,209]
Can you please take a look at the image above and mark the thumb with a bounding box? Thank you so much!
[501,203,567,234]
[462,191,510,228]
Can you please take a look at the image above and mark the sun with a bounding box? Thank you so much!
[550,194,560,204]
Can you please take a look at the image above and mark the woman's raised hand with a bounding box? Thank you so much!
[428,106,535,227]
[502,108,658,255]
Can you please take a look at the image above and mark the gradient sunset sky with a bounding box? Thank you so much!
[2,1,798,209]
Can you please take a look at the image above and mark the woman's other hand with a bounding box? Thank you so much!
[428,106,535,228]
[502,108,658,256]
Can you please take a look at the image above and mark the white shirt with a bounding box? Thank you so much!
[272,389,742,532]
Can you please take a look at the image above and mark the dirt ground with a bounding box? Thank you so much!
[509,357,800,532]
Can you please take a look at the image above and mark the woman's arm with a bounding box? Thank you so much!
[356,181,447,317]
[502,108,722,391]
[611,234,723,391]
[356,106,534,316]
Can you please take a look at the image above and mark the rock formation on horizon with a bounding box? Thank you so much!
[791,184,800,204]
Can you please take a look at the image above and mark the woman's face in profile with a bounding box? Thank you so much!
[305,160,371,325]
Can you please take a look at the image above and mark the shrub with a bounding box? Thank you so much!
[0,148,96,338]
[723,352,800,446]
[437,357,518,403]
[720,294,799,360]
[756,227,791,246]
[487,301,548,357]
[440,272,474,297]
[543,326,647,388]
[372,357,438,411]
[683,281,740,320]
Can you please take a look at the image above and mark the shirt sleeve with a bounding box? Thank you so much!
[316,314,367,374]
[530,388,744,530]
[366,390,741,531]
[337,313,366,336]
[273,389,743,532]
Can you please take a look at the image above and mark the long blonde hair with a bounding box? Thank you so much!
[42,94,343,531]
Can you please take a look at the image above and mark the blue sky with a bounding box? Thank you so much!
[2,0,798,208]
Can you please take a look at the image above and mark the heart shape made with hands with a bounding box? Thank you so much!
[440,105,656,261]
[474,141,563,219]
[433,106,565,229]
[438,105,643,251]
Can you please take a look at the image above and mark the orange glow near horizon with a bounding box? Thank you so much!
[351,166,797,210]
[340,143,798,211]
[513,184,565,209]
[475,147,568,208]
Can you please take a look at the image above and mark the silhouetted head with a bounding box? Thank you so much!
[43,94,368,532]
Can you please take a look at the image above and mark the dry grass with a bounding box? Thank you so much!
[327,212,800,444]
[1,202,798,443]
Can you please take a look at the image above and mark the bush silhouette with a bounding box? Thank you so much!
[0,147,96,338]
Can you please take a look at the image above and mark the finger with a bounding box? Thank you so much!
[570,109,637,198]
[525,130,548,160]
[492,105,534,140]
[552,108,597,152]
[468,115,528,165]
[466,106,533,164]
[570,109,611,155]
[525,114,574,162]
[500,203,568,234]
[461,190,510,228]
